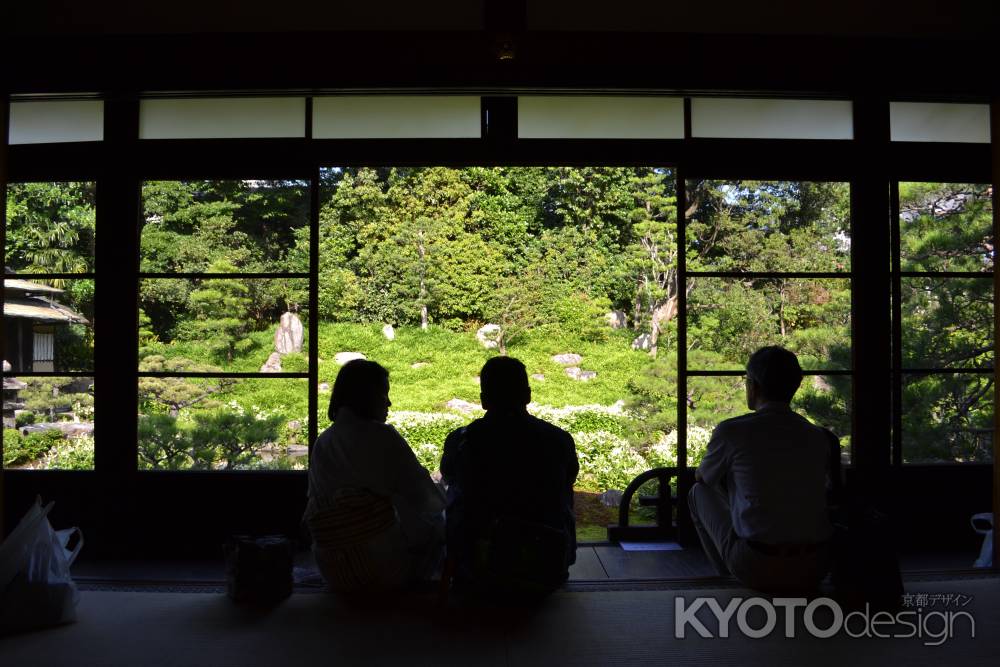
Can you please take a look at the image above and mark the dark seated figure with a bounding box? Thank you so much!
[441,357,579,597]
[688,346,838,594]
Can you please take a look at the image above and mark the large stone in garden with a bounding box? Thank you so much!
[411,362,429,369]
[475,324,502,349]
[565,367,597,381]
[531,373,545,381]
[631,333,653,351]
[274,312,304,354]
[445,398,481,414]
[605,310,627,329]
[599,489,624,507]
[551,353,582,366]
[382,324,396,341]
[335,352,367,365]
[261,352,283,373]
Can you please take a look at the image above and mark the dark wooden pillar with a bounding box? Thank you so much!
[90,95,140,553]
[850,97,892,498]
[992,99,999,568]
[0,96,7,538]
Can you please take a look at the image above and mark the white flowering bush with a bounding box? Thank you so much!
[646,426,714,468]
[529,401,630,435]
[72,400,95,422]
[412,442,444,472]
[573,430,646,491]
[44,434,95,470]
[388,411,465,458]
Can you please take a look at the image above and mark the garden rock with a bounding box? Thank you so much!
[531,373,545,381]
[335,352,367,365]
[21,422,94,437]
[551,353,582,366]
[599,489,624,507]
[565,367,597,381]
[445,398,481,414]
[318,383,330,392]
[382,324,395,341]
[475,324,502,349]
[261,352,283,373]
[274,312,304,354]
[411,362,429,369]
[631,333,653,351]
[605,310,627,329]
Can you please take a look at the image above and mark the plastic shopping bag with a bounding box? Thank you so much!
[0,497,84,635]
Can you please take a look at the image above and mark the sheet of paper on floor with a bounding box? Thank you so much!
[619,541,683,552]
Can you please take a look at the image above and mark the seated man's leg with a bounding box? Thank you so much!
[688,482,737,576]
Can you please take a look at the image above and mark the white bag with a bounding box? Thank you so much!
[0,497,83,634]
[972,512,994,568]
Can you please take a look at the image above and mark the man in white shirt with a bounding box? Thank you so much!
[688,346,837,593]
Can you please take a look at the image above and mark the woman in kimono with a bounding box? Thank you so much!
[304,359,445,593]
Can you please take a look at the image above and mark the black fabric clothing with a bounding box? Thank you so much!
[440,408,579,583]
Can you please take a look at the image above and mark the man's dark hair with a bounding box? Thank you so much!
[480,356,531,409]
[328,359,389,421]
[746,346,803,403]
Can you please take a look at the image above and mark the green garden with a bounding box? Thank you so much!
[3,170,992,498]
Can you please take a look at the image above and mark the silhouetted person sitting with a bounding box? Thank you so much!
[304,359,445,594]
[688,346,837,594]
[441,356,579,597]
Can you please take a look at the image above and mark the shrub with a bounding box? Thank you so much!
[44,435,95,470]
[3,429,65,467]
[573,430,648,492]
[645,426,713,468]
[388,411,465,450]
[15,411,36,427]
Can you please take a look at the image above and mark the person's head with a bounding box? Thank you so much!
[479,356,531,412]
[328,359,391,423]
[745,346,803,410]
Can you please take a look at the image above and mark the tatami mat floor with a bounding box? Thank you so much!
[2,575,997,667]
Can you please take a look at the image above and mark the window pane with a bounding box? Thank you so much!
[686,374,851,464]
[5,182,96,273]
[687,277,851,371]
[8,100,103,144]
[691,98,853,140]
[898,182,993,272]
[685,180,851,272]
[4,278,94,372]
[902,373,993,463]
[312,96,481,138]
[3,377,94,470]
[138,377,308,470]
[139,97,306,139]
[139,278,309,372]
[901,276,992,369]
[518,96,683,139]
[140,180,309,274]
[890,102,991,144]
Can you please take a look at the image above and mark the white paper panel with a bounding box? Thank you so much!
[139,98,306,139]
[691,98,853,139]
[312,96,481,138]
[8,100,104,144]
[890,102,990,143]
[518,96,683,139]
